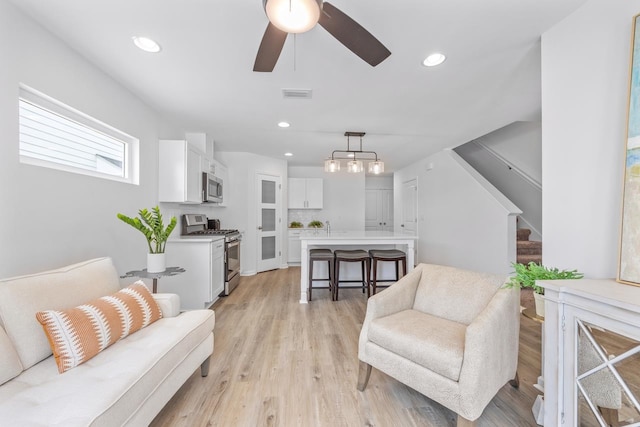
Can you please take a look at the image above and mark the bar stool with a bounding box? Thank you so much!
[308,249,334,301]
[369,249,407,295]
[334,250,370,301]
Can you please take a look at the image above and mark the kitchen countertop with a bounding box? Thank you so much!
[167,235,225,243]
[299,230,418,240]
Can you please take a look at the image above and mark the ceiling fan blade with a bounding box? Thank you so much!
[253,22,288,72]
[318,2,391,67]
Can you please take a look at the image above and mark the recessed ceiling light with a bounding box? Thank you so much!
[278,121,290,128]
[284,152,293,157]
[132,36,161,53]
[423,53,446,67]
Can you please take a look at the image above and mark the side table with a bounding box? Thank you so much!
[121,267,185,293]
[522,307,545,426]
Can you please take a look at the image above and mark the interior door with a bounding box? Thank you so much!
[365,189,382,230]
[381,189,394,231]
[401,179,418,235]
[257,174,281,272]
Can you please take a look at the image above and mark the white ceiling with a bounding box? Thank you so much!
[9,0,587,173]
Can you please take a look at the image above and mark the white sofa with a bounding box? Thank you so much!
[0,257,215,426]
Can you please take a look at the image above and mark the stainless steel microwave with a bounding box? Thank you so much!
[202,172,223,203]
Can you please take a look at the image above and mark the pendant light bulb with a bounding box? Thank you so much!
[347,160,363,173]
[324,159,340,172]
[368,161,385,175]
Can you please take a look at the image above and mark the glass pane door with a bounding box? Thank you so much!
[257,174,281,272]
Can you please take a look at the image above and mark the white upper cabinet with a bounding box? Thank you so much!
[288,178,323,209]
[159,139,205,204]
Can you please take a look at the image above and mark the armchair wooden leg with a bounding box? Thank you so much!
[457,415,477,427]
[598,407,619,427]
[357,361,372,391]
[200,356,211,377]
[509,371,520,388]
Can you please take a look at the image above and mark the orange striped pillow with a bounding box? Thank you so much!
[36,281,162,373]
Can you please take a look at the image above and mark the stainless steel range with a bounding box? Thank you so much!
[182,214,241,296]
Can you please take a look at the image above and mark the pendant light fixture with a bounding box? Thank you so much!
[324,132,385,174]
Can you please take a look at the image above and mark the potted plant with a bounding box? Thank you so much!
[117,206,177,273]
[290,221,303,228]
[308,220,324,228]
[507,262,583,317]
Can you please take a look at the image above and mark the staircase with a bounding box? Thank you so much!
[516,228,541,309]
[517,228,542,265]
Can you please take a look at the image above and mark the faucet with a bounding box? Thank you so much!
[325,221,331,235]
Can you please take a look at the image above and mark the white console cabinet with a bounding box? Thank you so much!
[540,279,640,427]
[159,140,205,204]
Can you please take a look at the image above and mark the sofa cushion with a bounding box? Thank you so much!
[368,309,467,381]
[412,264,506,325]
[36,281,163,373]
[0,326,22,386]
[0,309,215,426]
[0,258,121,369]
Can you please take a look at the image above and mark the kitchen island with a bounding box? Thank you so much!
[299,230,417,303]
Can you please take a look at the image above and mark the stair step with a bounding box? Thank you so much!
[517,254,542,265]
[517,240,542,255]
[517,228,531,241]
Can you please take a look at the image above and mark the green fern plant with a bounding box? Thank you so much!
[506,262,583,294]
[117,206,177,253]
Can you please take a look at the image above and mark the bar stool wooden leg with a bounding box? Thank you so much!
[365,258,371,297]
[372,257,378,295]
[308,259,314,301]
[329,259,334,301]
[334,259,340,301]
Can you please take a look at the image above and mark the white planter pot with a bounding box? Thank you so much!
[533,292,545,318]
[147,253,166,273]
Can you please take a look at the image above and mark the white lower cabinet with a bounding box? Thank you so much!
[288,229,302,263]
[162,238,225,309]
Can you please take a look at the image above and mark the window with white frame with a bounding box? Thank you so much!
[18,85,139,184]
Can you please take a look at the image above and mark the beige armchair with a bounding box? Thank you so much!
[357,263,520,426]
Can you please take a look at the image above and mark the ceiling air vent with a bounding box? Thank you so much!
[282,89,312,99]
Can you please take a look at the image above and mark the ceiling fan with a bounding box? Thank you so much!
[253,0,391,72]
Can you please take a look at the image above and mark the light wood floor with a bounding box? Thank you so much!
[150,267,543,427]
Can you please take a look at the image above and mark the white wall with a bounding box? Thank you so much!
[475,121,542,185]
[365,176,394,190]
[394,150,521,275]
[288,166,365,231]
[0,0,160,279]
[542,0,640,277]
[217,152,288,274]
[455,121,542,239]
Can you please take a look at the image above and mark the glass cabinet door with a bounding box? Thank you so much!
[576,319,640,426]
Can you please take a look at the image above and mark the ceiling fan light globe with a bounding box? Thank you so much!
[265,0,321,33]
